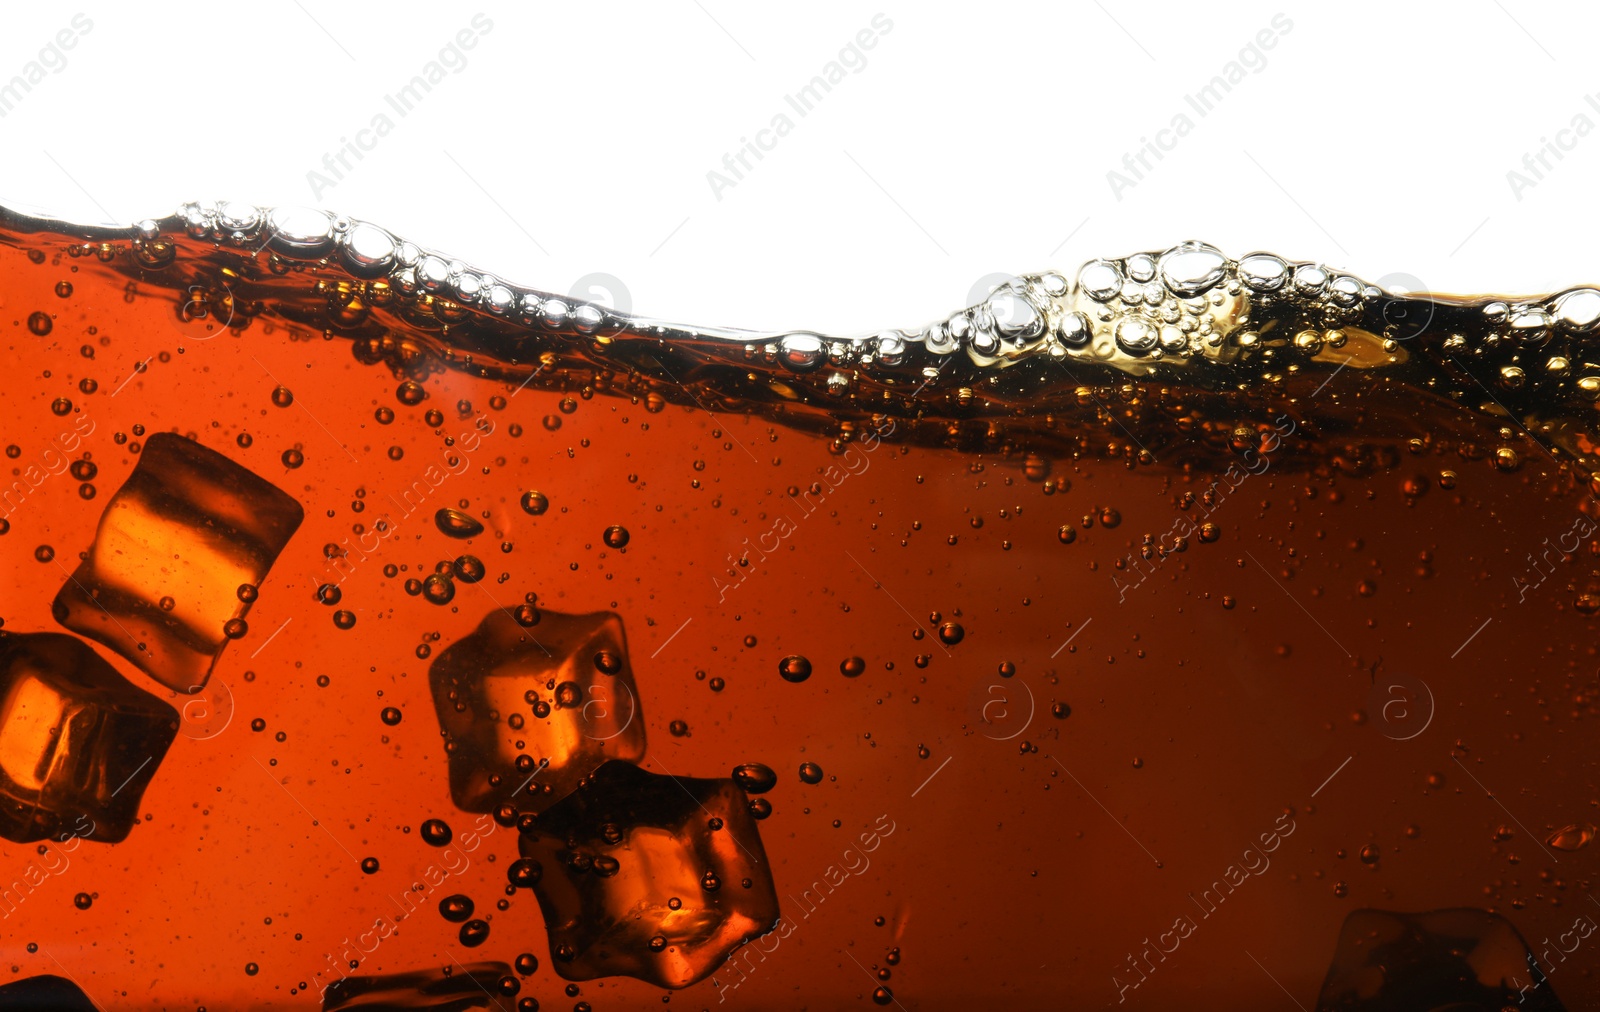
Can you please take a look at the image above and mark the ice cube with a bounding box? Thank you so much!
[429,609,646,814]
[0,632,178,844]
[518,759,781,989]
[321,961,515,1011]
[0,973,97,1010]
[51,433,304,693]
[1314,907,1567,1011]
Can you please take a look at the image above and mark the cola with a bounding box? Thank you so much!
[2,199,1599,1008]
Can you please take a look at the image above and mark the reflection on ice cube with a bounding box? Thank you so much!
[52,433,303,693]
[519,760,780,989]
[1315,907,1567,1011]
[0,632,178,844]
[430,609,646,813]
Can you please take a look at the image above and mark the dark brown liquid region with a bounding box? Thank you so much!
[0,203,1598,1010]
[7,203,1600,480]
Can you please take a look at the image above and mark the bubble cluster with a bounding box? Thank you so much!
[81,204,1600,472]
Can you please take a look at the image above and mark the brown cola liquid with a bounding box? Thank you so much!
[0,203,1598,1010]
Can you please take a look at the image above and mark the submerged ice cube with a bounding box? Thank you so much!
[430,609,646,813]
[518,760,780,989]
[1315,907,1566,1011]
[51,432,304,693]
[0,631,178,844]
[0,974,97,1010]
[321,961,515,1011]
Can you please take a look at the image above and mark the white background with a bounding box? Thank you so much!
[0,1,1592,334]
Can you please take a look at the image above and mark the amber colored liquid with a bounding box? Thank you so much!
[1,211,1598,1010]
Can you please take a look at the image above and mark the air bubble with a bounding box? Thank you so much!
[1157,242,1226,297]
[435,508,484,539]
[1553,288,1600,331]
[1078,261,1122,302]
[421,819,452,846]
[732,763,778,794]
[1237,254,1289,291]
